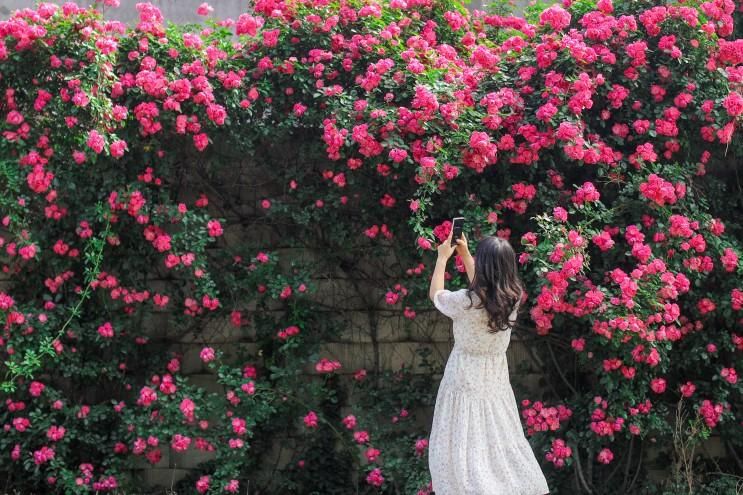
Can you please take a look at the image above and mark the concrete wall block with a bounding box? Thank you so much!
[177,340,260,375]
[260,295,290,311]
[385,341,450,372]
[304,278,368,310]
[408,405,436,433]
[139,311,171,339]
[378,341,415,372]
[510,373,546,398]
[294,309,450,345]
[130,447,170,470]
[221,223,276,254]
[316,341,450,374]
[377,312,453,343]
[184,373,224,395]
[173,323,533,381]
[353,247,399,276]
[376,313,411,343]
[145,279,173,293]
[265,435,298,471]
[316,342,370,373]
[213,342,260,366]
[274,247,332,275]
[507,341,535,374]
[333,310,373,343]
[170,446,217,470]
[702,435,725,458]
[175,315,254,344]
[139,467,191,490]
[416,313,455,343]
[180,344,206,374]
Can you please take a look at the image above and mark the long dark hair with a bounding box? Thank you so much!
[463,235,524,333]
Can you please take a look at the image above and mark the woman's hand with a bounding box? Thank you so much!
[430,227,463,300]
[455,231,471,258]
[437,226,462,261]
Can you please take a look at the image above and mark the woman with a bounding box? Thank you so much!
[427,227,550,495]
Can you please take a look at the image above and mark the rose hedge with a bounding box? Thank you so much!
[0,0,741,494]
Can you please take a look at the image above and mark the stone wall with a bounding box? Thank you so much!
[133,297,541,489]
[0,0,529,23]
[122,204,544,489]
[0,2,729,493]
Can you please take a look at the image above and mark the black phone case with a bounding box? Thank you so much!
[451,218,464,246]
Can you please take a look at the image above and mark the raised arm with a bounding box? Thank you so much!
[429,257,448,302]
[429,227,460,301]
[456,232,475,283]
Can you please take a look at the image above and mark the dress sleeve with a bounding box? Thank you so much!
[433,289,464,319]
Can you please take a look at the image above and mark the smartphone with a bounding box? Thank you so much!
[451,217,464,246]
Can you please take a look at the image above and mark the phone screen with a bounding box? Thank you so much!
[451,217,464,246]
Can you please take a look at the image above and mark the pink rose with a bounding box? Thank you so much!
[315,358,342,374]
[86,130,105,154]
[303,411,318,429]
[196,2,213,16]
[365,468,384,487]
[199,346,216,363]
[596,448,614,464]
[193,133,209,151]
[650,378,666,394]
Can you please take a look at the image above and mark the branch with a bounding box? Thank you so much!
[546,341,578,396]
[572,445,594,494]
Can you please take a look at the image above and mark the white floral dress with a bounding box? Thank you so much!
[428,288,550,495]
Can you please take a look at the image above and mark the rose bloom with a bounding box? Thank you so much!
[303,411,318,429]
[207,219,223,237]
[276,284,292,299]
[196,2,213,15]
[29,380,45,397]
[417,236,432,250]
[721,367,738,384]
[553,207,568,222]
[315,358,341,373]
[196,475,210,494]
[365,447,381,462]
[680,381,696,397]
[597,448,614,464]
[199,346,216,363]
[650,377,666,394]
[342,414,357,429]
[415,438,429,455]
[171,433,191,452]
[366,467,384,487]
[354,430,370,444]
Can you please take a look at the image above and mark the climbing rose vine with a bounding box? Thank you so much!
[0,0,741,493]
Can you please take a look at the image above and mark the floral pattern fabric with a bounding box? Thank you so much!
[429,288,550,495]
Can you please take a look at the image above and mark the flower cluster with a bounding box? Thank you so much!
[520,400,573,436]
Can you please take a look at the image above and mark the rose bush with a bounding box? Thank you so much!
[0,0,741,493]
